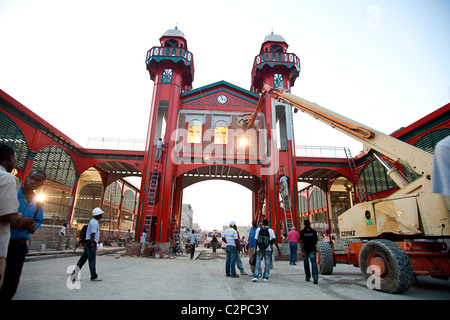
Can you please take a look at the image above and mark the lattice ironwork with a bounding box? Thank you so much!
[0,111,29,170]
[359,160,397,195]
[161,68,173,84]
[414,128,449,154]
[31,145,77,188]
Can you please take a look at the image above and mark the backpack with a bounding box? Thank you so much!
[79,225,88,244]
[257,226,270,251]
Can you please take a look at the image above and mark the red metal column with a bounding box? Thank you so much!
[67,175,80,230]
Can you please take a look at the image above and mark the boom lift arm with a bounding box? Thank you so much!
[248,84,448,238]
[254,85,432,188]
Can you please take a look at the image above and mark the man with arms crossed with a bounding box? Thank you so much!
[0,169,46,300]
[0,143,22,290]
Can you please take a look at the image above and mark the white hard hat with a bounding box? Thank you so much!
[92,207,104,216]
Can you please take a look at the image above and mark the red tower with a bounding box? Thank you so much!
[250,31,301,236]
[137,27,194,241]
[137,29,301,243]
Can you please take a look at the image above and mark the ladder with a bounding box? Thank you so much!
[148,162,161,205]
[344,147,367,203]
[171,215,181,246]
[172,229,181,244]
[144,161,161,242]
[279,164,293,232]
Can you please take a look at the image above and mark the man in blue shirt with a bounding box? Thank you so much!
[247,219,259,275]
[0,170,46,300]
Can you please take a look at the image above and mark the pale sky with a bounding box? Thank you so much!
[1,0,449,230]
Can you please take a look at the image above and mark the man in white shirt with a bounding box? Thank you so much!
[0,143,22,289]
[72,207,103,281]
[252,219,278,282]
[279,175,289,197]
[222,221,240,278]
[140,231,148,257]
[188,230,197,259]
[155,138,164,161]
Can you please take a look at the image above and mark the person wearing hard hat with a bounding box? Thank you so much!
[72,207,103,282]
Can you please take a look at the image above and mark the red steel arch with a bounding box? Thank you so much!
[0,89,144,229]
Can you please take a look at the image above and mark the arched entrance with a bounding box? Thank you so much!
[71,164,140,236]
[143,164,266,243]
[183,179,252,236]
[297,168,355,236]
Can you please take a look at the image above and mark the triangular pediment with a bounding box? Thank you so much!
[180,80,259,109]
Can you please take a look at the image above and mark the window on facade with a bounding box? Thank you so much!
[310,188,327,211]
[298,195,308,214]
[274,73,283,88]
[214,120,228,145]
[165,39,179,47]
[162,68,173,83]
[187,120,202,143]
[270,44,284,52]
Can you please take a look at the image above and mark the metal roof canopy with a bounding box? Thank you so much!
[298,168,342,182]
[95,161,142,186]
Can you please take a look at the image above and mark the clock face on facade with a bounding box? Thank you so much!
[216,94,228,105]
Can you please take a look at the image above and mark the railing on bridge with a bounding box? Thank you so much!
[295,145,349,158]
[86,138,146,151]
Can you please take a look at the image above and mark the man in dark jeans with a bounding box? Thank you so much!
[300,219,318,284]
[72,207,103,282]
[0,170,46,300]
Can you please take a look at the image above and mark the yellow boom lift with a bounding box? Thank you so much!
[243,85,450,293]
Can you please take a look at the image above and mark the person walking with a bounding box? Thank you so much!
[72,207,103,282]
[0,170,46,300]
[188,230,197,259]
[240,236,246,254]
[126,229,132,245]
[300,220,318,284]
[222,221,239,278]
[0,143,22,291]
[252,219,278,282]
[287,226,300,265]
[247,219,259,275]
[211,234,218,253]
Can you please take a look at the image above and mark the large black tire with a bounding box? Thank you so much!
[316,241,334,275]
[359,239,414,294]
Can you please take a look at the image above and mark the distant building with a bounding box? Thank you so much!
[181,204,193,230]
